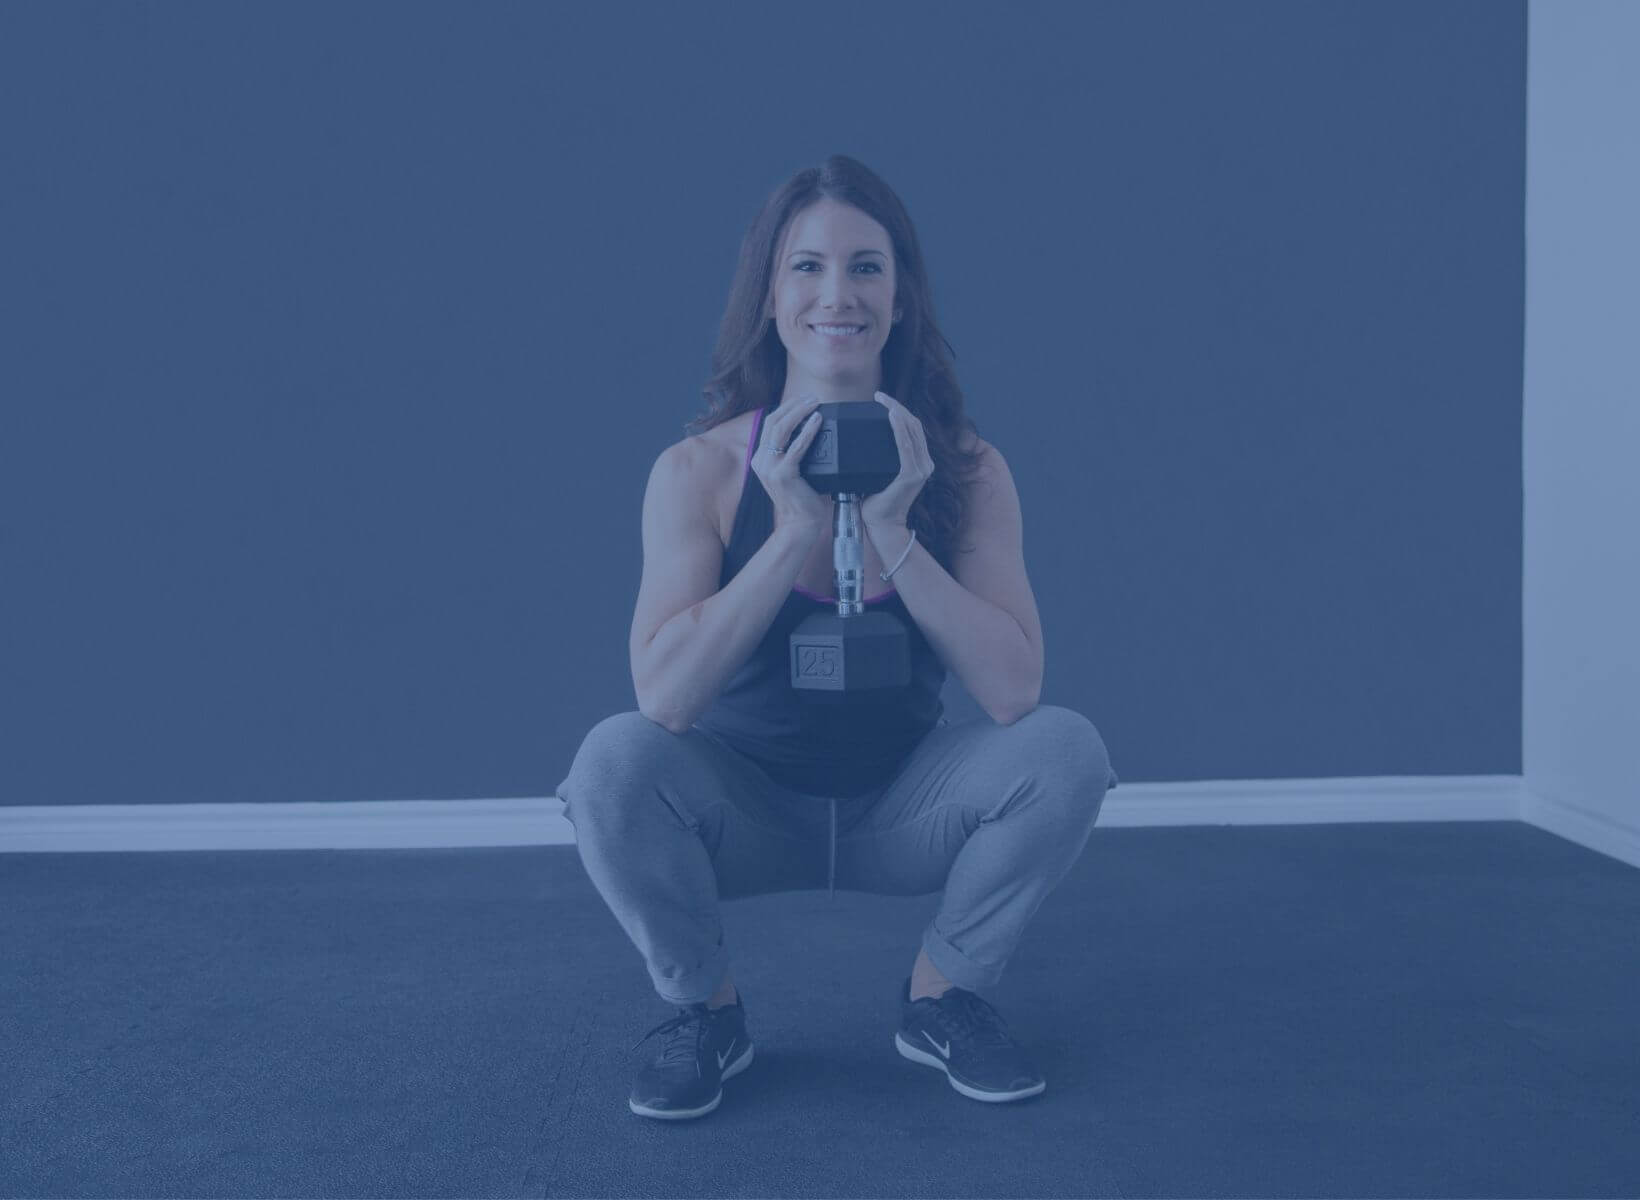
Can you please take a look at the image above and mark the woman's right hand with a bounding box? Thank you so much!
[752,393,831,536]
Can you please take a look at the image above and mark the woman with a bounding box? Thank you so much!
[555,155,1118,1121]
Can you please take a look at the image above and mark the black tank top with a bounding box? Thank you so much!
[690,405,947,798]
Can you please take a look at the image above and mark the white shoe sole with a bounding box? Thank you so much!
[629,1039,756,1120]
[894,1032,1047,1102]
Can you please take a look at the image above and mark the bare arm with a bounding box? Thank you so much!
[630,440,820,733]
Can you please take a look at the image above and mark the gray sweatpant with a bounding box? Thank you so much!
[553,704,1118,1007]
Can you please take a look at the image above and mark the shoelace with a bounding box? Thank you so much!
[630,1004,718,1062]
[923,989,1015,1048]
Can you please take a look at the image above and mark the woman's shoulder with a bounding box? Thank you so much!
[955,427,993,481]
[675,410,762,545]
[695,407,761,457]
[684,408,767,488]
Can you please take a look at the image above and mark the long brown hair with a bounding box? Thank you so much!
[682,155,987,573]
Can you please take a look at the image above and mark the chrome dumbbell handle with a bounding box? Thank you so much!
[831,493,864,617]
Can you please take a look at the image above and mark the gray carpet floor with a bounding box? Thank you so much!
[3,819,1638,1198]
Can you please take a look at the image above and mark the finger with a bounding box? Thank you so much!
[780,410,821,460]
[769,401,817,450]
[779,395,823,434]
[885,405,906,443]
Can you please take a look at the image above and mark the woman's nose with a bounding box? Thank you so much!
[820,276,855,305]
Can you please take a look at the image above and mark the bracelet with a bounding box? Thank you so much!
[879,529,918,582]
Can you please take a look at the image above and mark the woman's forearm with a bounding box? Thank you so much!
[635,522,818,732]
[865,521,1042,723]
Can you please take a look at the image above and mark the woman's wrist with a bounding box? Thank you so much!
[867,522,917,581]
[865,520,910,553]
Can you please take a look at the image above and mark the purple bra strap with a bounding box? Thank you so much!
[745,405,765,489]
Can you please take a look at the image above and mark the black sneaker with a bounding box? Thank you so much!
[628,994,754,1120]
[894,975,1046,1102]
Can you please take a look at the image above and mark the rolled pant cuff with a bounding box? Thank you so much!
[650,939,731,1008]
[923,924,1002,994]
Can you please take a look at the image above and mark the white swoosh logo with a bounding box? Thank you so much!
[717,1043,734,1069]
[922,1032,951,1059]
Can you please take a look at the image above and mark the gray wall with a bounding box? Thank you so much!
[0,1,1524,807]
[1524,0,1640,840]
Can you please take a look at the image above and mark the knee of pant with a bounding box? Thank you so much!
[1012,704,1115,795]
[556,710,680,822]
[581,709,674,759]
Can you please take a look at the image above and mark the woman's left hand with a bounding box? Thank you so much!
[860,390,935,530]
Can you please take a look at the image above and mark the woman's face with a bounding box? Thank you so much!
[769,199,897,398]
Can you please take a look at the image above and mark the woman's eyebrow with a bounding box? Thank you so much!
[787,249,887,260]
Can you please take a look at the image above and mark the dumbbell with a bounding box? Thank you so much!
[788,400,912,700]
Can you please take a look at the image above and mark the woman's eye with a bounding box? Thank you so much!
[796,261,880,273]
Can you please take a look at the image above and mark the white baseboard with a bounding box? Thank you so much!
[0,774,1552,851]
[1519,786,1640,871]
[0,796,567,853]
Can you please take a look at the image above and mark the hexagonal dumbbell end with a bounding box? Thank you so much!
[789,609,912,696]
[797,400,900,498]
